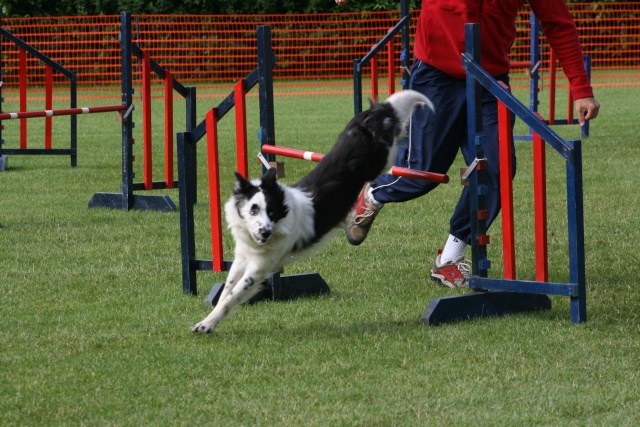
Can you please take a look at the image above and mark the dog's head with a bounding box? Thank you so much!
[230,168,289,245]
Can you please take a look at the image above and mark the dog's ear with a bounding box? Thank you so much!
[233,171,254,195]
[260,167,278,188]
[259,167,289,221]
[366,98,384,113]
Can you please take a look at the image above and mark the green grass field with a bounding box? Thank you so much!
[1,85,639,425]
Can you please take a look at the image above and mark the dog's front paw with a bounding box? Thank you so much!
[191,321,215,334]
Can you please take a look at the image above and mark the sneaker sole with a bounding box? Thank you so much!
[344,219,371,246]
[345,232,366,246]
[429,271,456,289]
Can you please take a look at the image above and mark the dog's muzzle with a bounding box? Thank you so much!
[255,228,272,244]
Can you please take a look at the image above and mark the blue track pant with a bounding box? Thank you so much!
[370,60,516,244]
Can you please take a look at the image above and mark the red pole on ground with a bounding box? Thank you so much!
[371,56,379,102]
[532,115,549,282]
[164,70,174,188]
[45,66,53,149]
[206,109,224,273]
[234,79,248,178]
[498,94,516,280]
[142,51,153,190]
[549,50,556,125]
[387,33,395,97]
[19,48,27,149]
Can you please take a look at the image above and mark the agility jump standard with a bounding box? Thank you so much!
[422,24,586,326]
[261,144,450,184]
[1,12,193,210]
[0,25,127,170]
[0,105,126,170]
[88,11,197,212]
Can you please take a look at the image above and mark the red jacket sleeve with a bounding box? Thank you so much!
[530,0,594,99]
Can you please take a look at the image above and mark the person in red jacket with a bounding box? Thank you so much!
[338,0,600,288]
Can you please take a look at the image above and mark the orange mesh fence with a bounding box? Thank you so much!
[1,3,639,101]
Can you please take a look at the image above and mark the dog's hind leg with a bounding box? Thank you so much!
[192,269,268,334]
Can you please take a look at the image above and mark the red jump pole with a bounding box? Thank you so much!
[387,31,395,97]
[45,66,53,149]
[141,51,153,191]
[206,109,224,273]
[532,113,549,282]
[387,166,449,184]
[164,70,174,188]
[234,79,249,178]
[19,48,27,149]
[260,144,449,184]
[262,144,324,162]
[549,49,557,125]
[498,89,516,280]
[371,55,379,102]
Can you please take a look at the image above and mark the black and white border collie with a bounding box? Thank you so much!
[192,90,434,333]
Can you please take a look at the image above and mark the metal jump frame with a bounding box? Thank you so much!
[88,11,197,212]
[0,22,83,169]
[422,24,586,326]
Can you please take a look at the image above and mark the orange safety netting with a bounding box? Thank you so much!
[1,3,639,100]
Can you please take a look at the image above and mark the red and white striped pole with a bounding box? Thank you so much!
[0,104,126,121]
[260,144,449,184]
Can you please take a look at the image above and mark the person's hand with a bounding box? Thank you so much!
[575,97,600,126]
[335,0,348,5]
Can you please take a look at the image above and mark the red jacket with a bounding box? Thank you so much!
[414,0,594,99]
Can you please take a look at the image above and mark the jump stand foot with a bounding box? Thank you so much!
[88,192,176,212]
[0,155,8,171]
[205,272,331,308]
[422,291,552,326]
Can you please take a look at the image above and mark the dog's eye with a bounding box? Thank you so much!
[267,210,275,220]
[249,204,259,216]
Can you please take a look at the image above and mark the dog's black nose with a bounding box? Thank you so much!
[260,229,271,239]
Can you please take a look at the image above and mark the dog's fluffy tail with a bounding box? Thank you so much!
[384,89,435,128]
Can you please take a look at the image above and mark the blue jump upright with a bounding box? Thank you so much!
[422,24,586,326]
